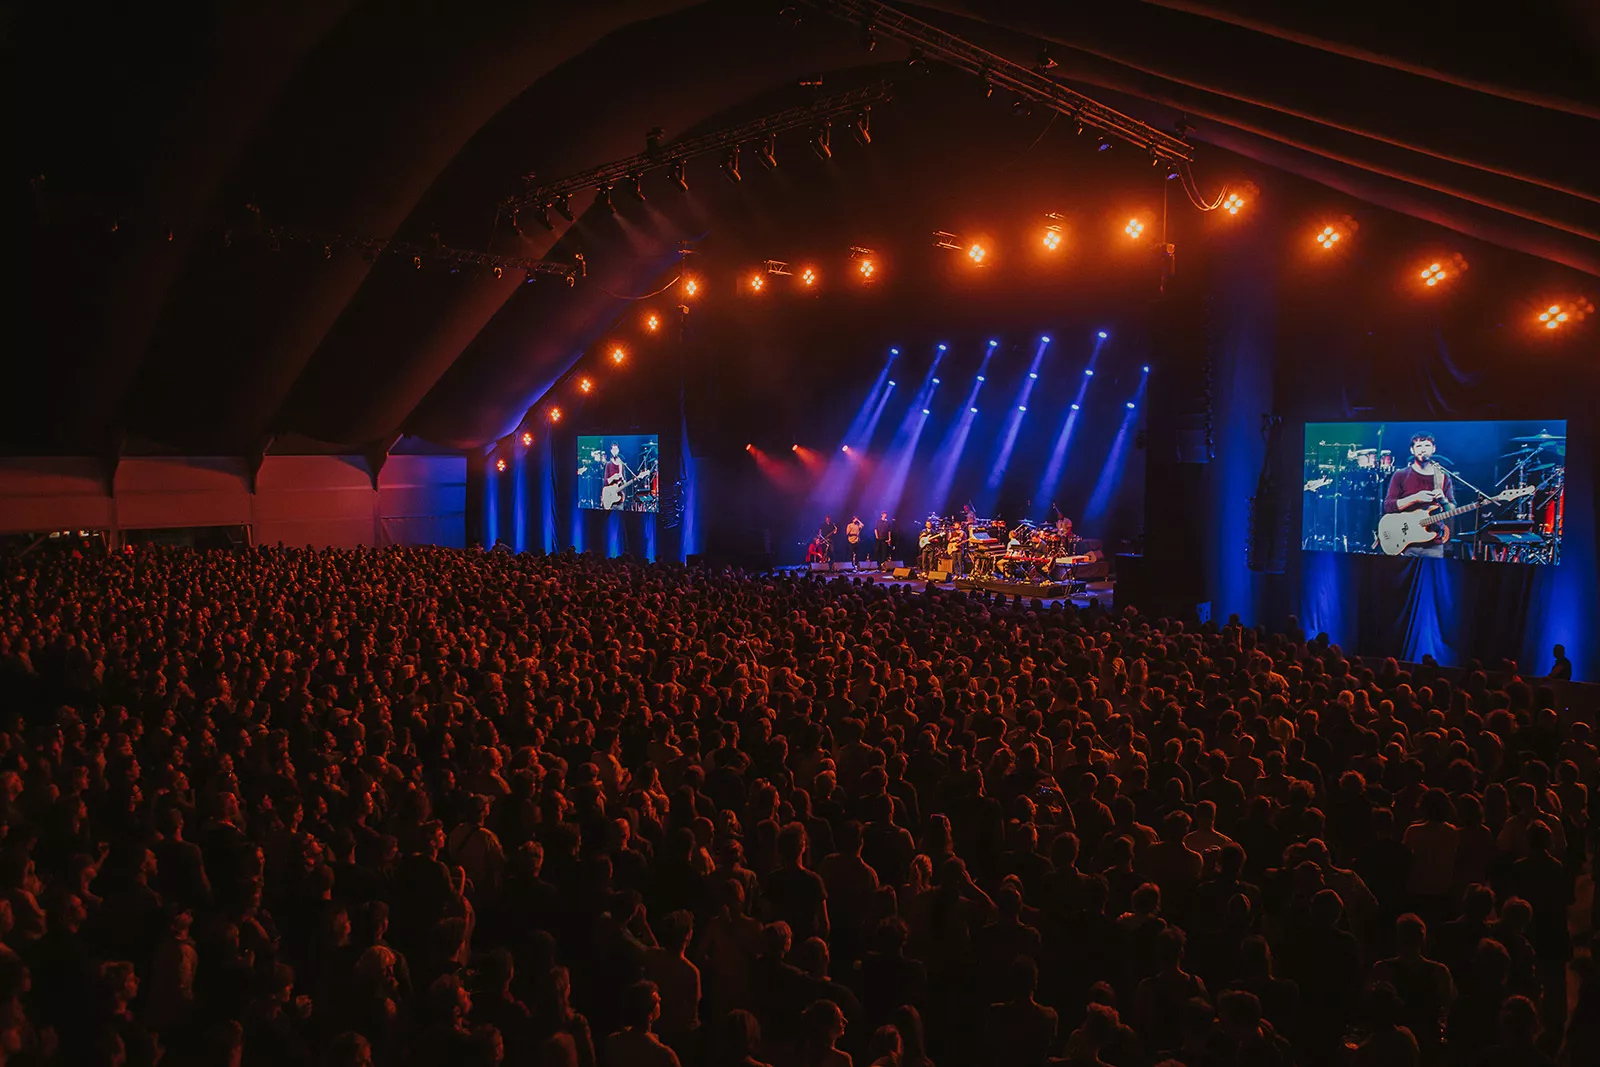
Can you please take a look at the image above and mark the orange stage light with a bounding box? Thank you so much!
[967,243,986,264]
[495,458,507,472]
[549,407,562,422]
[682,277,699,298]
[858,258,875,279]
[800,266,817,287]
[578,378,592,394]
[1042,226,1063,251]
[749,273,765,292]
[1222,191,1245,215]
[1539,297,1593,330]
[610,346,626,364]
[644,312,660,332]
[1124,218,1145,240]
[521,432,533,447]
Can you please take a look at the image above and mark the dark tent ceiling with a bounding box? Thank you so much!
[11,0,1599,455]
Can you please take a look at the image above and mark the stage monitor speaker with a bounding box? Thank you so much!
[809,562,833,573]
[891,567,914,579]
[924,569,951,582]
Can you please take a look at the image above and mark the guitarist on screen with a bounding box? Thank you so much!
[1382,433,1455,557]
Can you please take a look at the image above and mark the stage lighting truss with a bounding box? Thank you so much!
[1417,251,1469,290]
[503,82,890,219]
[801,1,1188,164]
[849,246,878,281]
[1539,297,1593,331]
[263,223,583,284]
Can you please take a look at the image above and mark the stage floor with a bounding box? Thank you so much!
[771,563,1115,609]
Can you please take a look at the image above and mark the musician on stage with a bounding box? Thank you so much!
[874,511,893,566]
[602,442,628,511]
[845,514,866,569]
[817,515,838,563]
[918,520,939,572]
[1383,433,1455,557]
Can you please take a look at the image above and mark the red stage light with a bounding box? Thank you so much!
[1417,252,1467,290]
[578,378,592,394]
[610,346,626,364]
[495,458,507,472]
[644,312,660,332]
[682,277,700,298]
[520,432,533,447]
[549,407,562,422]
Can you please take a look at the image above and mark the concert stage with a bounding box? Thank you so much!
[774,563,1115,609]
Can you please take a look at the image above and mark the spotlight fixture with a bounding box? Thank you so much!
[967,243,987,265]
[1018,405,1027,412]
[495,457,507,472]
[937,344,947,351]
[670,160,688,191]
[578,378,592,394]
[850,107,871,145]
[922,408,931,415]
[932,377,941,385]
[1042,223,1063,251]
[623,173,644,201]
[1097,331,1108,339]
[1142,364,1150,372]
[1124,218,1146,240]
[1126,401,1136,409]
[970,407,979,413]
[988,340,998,347]
[976,375,986,382]
[791,444,799,452]
[682,276,700,298]
[645,312,660,332]
[1041,336,1051,343]
[856,256,875,280]
[800,266,818,287]
[850,246,877,279]
[811,122,833,160]
[1071,403,1081,410]
[531,205,554,232]
[1029,372,1038,380]
[756,133,778,170]
[745,443,753,451]
[1085,369,1095,376]
[549,407,563,422]
[595,184,614,213]
[552,195,574,222]
[841,445,850,453]
[610,346,626,364]
[887,380,896,387]
[1096,136,1112,152]
[1417,252,1468,289]
[1314,215,1358,251]
[721,147,742,183]
[1539,297,1594,330]
[1222,190,1246,215]
[749,273,766,292]
[521,432,534,447]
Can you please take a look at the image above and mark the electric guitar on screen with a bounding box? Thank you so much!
[601,467,656,509]
[1375,485,1535,555]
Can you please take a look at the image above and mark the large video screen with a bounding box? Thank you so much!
[1302,420,1566,564]
[577,434,660,513]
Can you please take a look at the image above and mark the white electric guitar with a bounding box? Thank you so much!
[1376,485,1535,555]
[600,467,655,509]
[1304,477,1332,492]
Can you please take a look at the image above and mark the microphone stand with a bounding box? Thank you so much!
[1439,463,1493,558]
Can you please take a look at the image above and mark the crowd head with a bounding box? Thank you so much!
[0,543,1593,1067]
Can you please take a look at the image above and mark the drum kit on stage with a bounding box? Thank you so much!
[1303,432,1564,563]
[919,513,1093,587]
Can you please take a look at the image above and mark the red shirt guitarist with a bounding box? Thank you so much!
[1383,433,1454,556]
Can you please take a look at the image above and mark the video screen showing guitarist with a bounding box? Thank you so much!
[1383,433,1455,557]
[576,434,660,512]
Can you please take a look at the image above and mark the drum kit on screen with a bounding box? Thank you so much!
[1303,432,1564,563]
[918,513,1093,587]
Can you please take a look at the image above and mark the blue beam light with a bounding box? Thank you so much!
[1035,330,1109,515]
[981,335,1051,509]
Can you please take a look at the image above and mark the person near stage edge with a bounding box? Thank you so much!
[1383,433,1456,558]
[846,515,866,570]
[874,511,893,566]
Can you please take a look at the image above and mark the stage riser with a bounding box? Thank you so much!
[954,578,1067,598]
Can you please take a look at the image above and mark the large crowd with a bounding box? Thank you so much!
[0,543,1594,1067]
